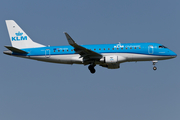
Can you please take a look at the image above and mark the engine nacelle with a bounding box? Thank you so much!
[100,56,126,63]
[100,56,118,63]
[107,63,120,69]
[100,63,120,69]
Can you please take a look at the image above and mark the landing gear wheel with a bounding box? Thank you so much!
[90,68,96,73]
[88,65,96,74]
[153,66,157,70]
[152,60,158,71]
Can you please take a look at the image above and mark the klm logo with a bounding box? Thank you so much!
[114,42,124,48]
[110,57,114,61]
[12,31,27,41]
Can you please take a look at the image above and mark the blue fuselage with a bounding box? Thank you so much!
[20,43,176,57]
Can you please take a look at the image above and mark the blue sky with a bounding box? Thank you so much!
[0,0,180,120]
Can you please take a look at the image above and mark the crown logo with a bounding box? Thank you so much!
[15,31,23,36]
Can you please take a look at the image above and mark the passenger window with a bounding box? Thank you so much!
[58,50,60,52]
[104,48,105,50]
[99,48,101,50]
[134,47,136,49]
[108,48,110,50]
[94,49,96,51]
[139,47,141,49]
[130,47,132,49]
[121,48,123,50]
[117,48,119,50]
[67,50,69,52]
[126,47,127,49]
[62,50,64,52]
[112,48,114,50]
[71,49,74,51]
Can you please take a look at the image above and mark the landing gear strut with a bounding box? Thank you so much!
[152,60,158,71]
[88,63,96,74]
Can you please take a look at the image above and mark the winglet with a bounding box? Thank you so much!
[64,32,77,46]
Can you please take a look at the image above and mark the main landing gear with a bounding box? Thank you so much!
[152,60,158,71]
[88,63,96,74]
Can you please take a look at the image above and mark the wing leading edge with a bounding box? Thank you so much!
[64,32,102,60]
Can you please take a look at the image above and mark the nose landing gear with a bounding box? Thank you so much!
[153,66,157,70]
[152,60,158,71]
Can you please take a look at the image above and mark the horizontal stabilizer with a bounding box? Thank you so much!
[5,46,28,54]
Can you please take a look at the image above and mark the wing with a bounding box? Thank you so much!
[64,32,102,60]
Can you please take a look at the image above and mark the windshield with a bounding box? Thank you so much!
[159,45,167,48]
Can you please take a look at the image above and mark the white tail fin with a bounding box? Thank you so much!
[5,20,45,49]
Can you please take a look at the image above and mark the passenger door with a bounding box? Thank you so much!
[45,49,50,58]
[148,45,154,54]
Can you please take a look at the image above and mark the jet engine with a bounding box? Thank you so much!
[99,55,126,69]
[99,63,120,69]
[100,55,126,63]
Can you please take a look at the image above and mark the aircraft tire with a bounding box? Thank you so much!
[88,65,96,74]
[90,68,96,74]
[153,66,157,70]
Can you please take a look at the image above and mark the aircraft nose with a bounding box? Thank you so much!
[170,50,177,58]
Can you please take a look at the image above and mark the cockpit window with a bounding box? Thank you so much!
[159,46,163,48]
[159,45,167,48]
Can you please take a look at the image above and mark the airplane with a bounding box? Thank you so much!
[3,20,177,74]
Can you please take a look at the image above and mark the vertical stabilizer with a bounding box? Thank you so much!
[5,20,45,49]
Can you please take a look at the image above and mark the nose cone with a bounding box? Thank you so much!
[170,50,177,58]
